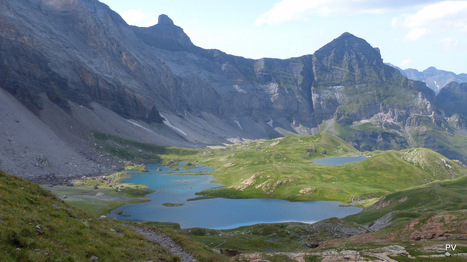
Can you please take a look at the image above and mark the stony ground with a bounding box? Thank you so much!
[131,225,200,262]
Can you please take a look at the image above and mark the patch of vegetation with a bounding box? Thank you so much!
[0,169,180,262]
[392,256,467,262]
[45,171,154,217]
[124,163,148,172]
[410,127,467,164]
[335,122,408,151]
[305,255,323,262]
[163,203,184,207]
[179,162,197,170]
[344,175,467,238]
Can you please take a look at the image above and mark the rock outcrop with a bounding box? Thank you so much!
[132,14,196,52]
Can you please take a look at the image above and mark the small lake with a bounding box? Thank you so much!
[312,155,367,165]
[109,164,362,229]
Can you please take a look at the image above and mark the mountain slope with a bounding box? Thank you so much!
[346,174,467,227]
[437,82,467,117]
[0,0,164,123]
[0,169,182,261]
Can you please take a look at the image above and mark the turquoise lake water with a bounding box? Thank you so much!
[109,163,362,229]
[312,155,368,165]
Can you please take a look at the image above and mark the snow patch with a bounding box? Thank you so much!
[234,120,243,130]
[160,114,187,136]
[233,84,247,94]
[267,119,274,127]
[126,120,155,133]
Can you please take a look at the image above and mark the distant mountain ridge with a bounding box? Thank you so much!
[0,0,466,180]
[395,66,467,94]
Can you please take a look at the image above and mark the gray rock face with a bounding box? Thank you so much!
[132,14,195,52]
[158,14,174,25]
[0,0,164,123]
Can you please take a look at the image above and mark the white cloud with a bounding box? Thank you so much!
[400,58,413,67]
[122,8,158,27]
[254,0,331,26]
[406,28,428,41]
[439,37,460,50]
[254,0,440,26]
[392,1,467,41]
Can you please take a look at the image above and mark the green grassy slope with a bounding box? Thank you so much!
[163,133,467,202]
[321,175,467,259]
[0,170,180,262]
[345,175,467,231]
[410,126,467,164]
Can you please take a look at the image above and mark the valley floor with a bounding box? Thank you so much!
[3,132,467,261]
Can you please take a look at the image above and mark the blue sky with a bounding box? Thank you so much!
[99,0,467,74]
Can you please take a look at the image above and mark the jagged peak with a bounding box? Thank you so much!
[158,14,174,26]
[331,32,372,47]
[314,32,383,63]
[133,14,194,51]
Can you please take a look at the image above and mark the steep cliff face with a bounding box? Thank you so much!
[311,33,436,124]
[0,0,438,138]
[0,0,165,123]
[0,0,465,179]
[152,45,317,135]
[0,0,190,179]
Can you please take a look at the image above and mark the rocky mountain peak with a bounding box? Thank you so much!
[425,66,439,73]
[312,32,385,86]
[316,32,382,62]
[158,14,174,26]
[133,14,194,51]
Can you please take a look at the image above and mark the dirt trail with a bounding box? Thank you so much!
[131,226,199,262]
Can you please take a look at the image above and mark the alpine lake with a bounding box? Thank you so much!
[109,156,366,229]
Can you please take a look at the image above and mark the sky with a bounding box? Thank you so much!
[99,0,467,74]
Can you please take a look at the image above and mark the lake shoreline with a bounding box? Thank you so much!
[43,167,156,217]
[108,163,362,229]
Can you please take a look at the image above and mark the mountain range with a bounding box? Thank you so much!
[393,65,467,94]
[1,0,466,181]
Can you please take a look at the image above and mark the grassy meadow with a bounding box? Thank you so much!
[161,133,467,203]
